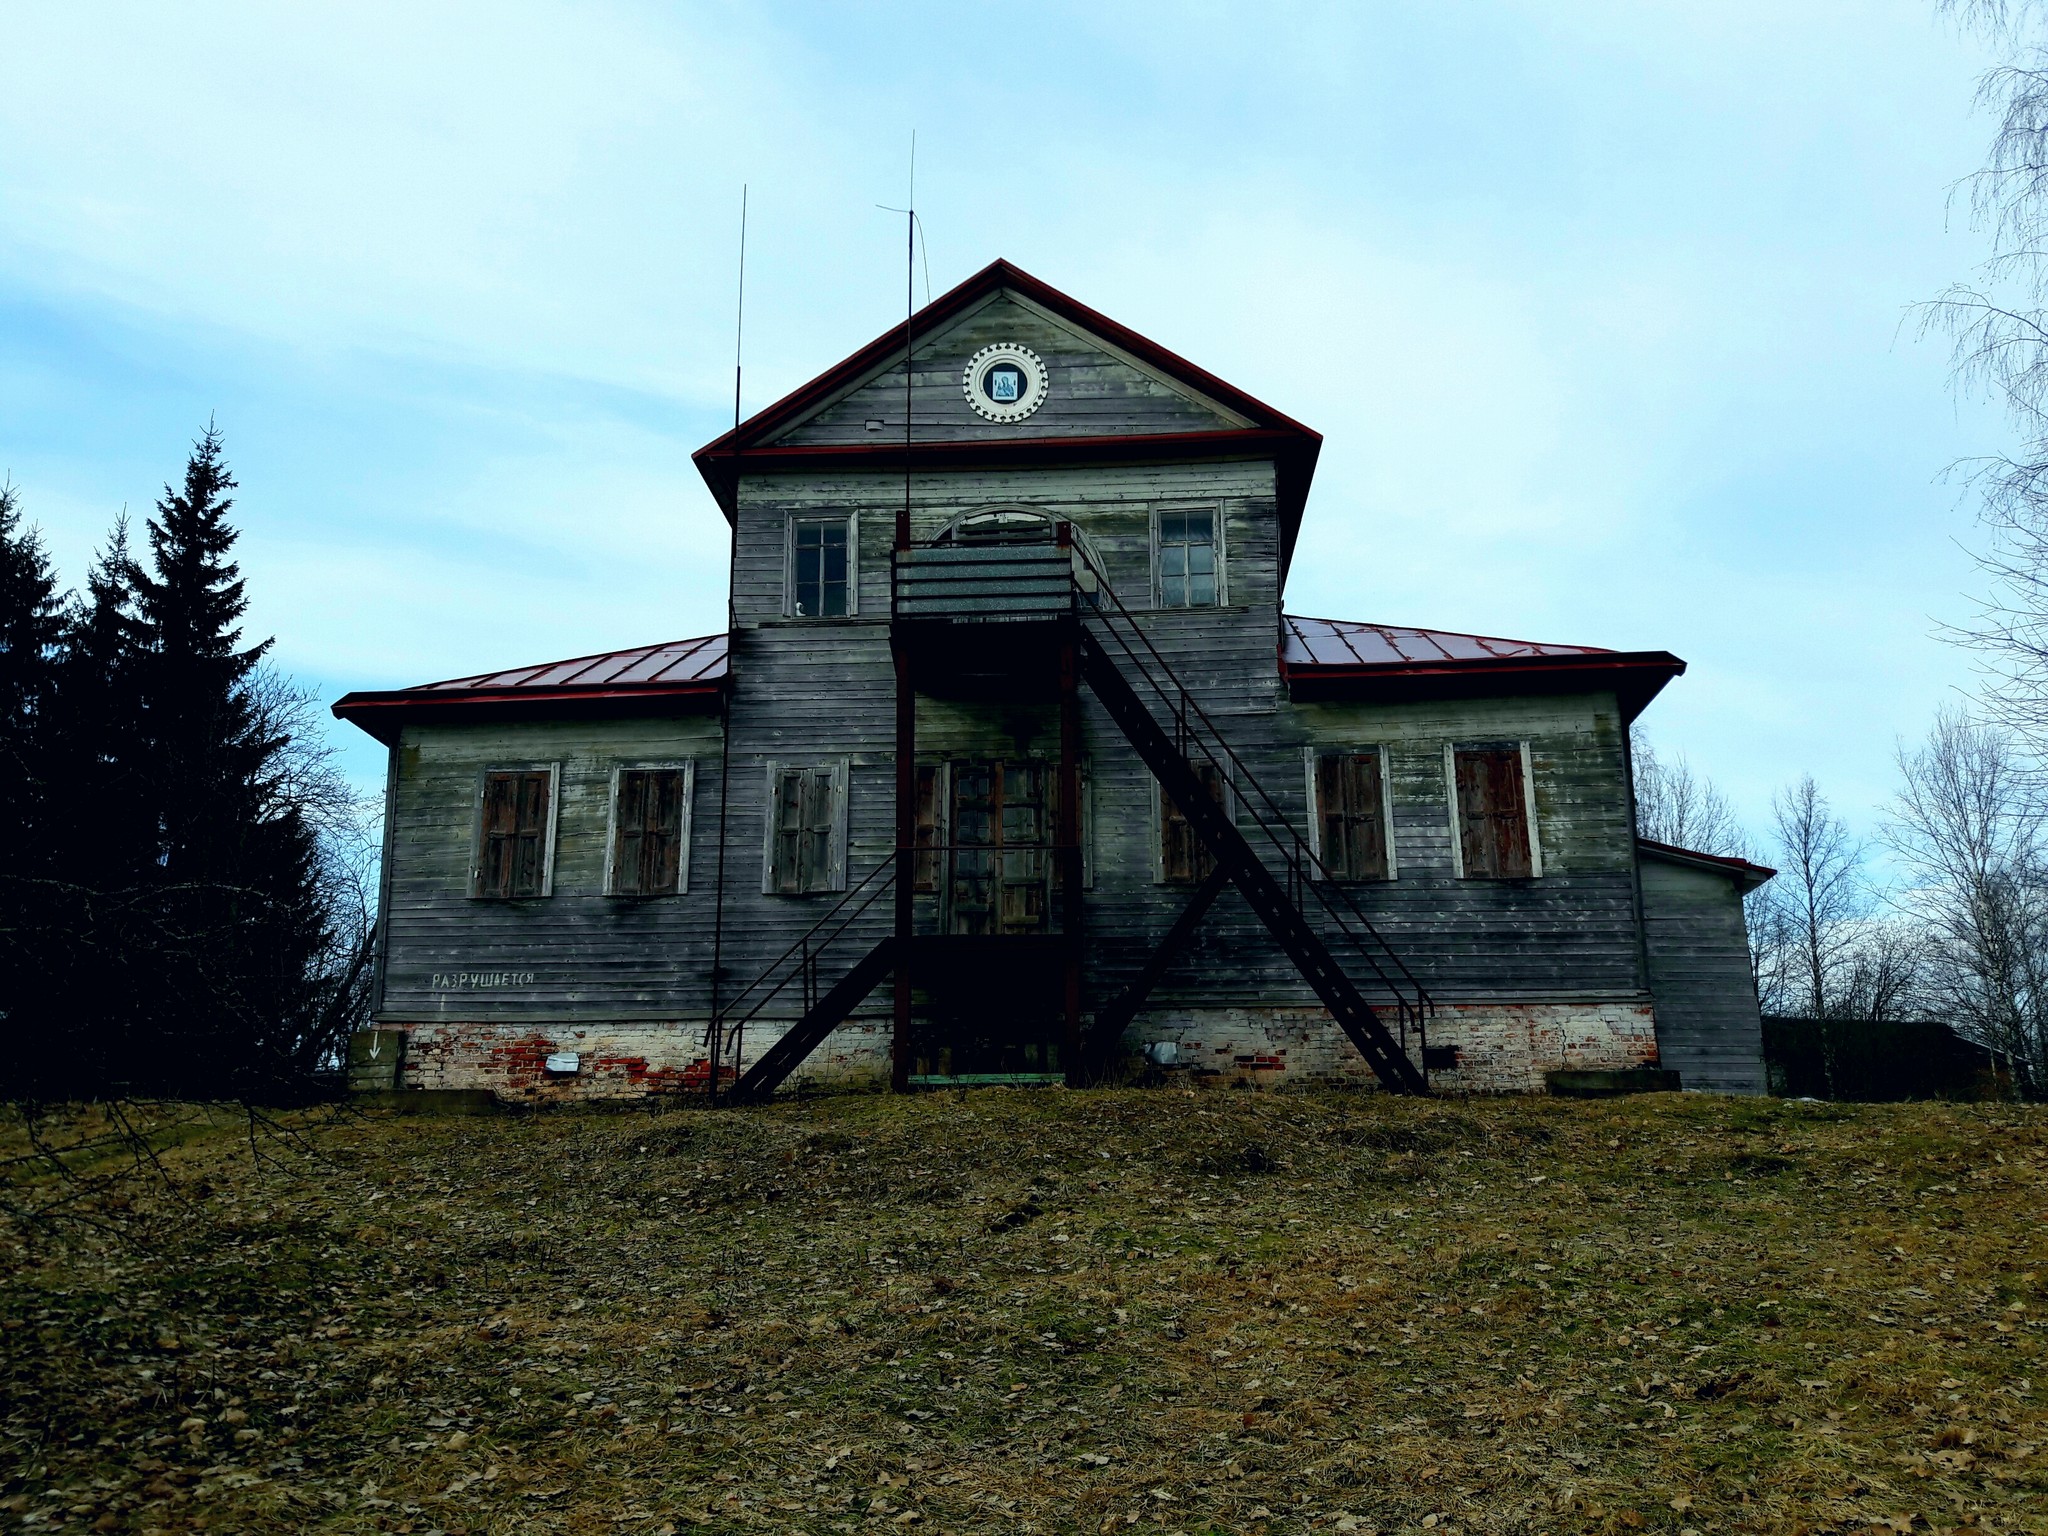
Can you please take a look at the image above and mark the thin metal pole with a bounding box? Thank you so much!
[708,184,747,1101]
[892,135,917,1090]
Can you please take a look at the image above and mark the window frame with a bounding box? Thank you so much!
[760,759,851,895]
[1154,758,1233,885]
[784,511,858,620]
[469,763,561,901]
[1304,745,1398,882]
[1150,504,1226,610]
[602,760,694,898]
[1443,740,1543,880]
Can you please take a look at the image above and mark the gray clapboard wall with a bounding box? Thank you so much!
[374,292,1662,1039]
[378,716,725,1022]
[1639,850,1767,1093]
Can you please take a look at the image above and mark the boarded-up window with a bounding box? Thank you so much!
[1160,761,1226,884]
[1157,510,1218,608]
[768,765,841,894]
[609,767,689,896]
[475,769,554,899]
[913,764,941,893]
[1316,751,1390,881]
[790,516,851,618]
[1454,747,1534,879]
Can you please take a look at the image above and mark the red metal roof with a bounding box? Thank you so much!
[332,634,726,744]
[334,608,1682,746]
[1279,613,1684,723]
[1281,615,1612,668]
[407,634,727,693]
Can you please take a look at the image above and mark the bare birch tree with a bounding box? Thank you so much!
[1629,726,1748,855]
[1768,776,1869,1020]
[1927,0,2048,760]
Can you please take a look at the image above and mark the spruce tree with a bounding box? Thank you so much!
[0,479,65,847]
[0,480,69,1091]
[128,426,329,1096]
[30,522,154,1092]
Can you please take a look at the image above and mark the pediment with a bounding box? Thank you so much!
[764,289,1251,447]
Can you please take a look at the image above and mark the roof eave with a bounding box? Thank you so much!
[1637,837,1777,891]
[1282,651,1685,723]
[331,682,726,746]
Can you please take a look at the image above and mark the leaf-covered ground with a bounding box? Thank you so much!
[1,1090,2044,1536]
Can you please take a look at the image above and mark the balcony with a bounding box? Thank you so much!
[892,541,1075,623]
[892,541,1078,695]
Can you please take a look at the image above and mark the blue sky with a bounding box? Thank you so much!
[0,1,2011,845]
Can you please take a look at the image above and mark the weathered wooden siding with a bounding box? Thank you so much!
[1639,855,1767,1094]
[770,294,1243,446]
[377,716,724,1022]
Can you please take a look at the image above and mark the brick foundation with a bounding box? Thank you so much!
[379,1000,1654,1101]
[1125,1002,1659,1092]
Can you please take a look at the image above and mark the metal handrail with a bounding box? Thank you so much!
[708,856,898,1081]
[1067,541,1435,1052]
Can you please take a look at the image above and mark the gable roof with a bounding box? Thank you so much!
[693,258,1324,578]
[1280,614,1684,723]
[331,634,726,744]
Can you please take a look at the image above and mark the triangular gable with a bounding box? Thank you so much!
[768,289,1250,446]
[693,259,1323,576]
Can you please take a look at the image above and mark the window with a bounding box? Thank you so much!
[789,516,852,618]
[1312,750,1393,881]
[764,763,847,894]
[1450,745,1539,879]
[474,768,557,899]
[949,760,1052,935]
[1160,761,1227,884]
[1156,509,1219,607]
[607,765,691,896]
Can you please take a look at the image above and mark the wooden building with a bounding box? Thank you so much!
[335,260,1774,1101]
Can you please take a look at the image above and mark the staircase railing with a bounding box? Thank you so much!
[1071,544,1435,1062]
[707,855,897,1098]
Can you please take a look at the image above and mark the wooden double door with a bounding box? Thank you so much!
[947,760,1054,937]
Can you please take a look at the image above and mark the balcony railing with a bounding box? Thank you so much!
[892,542,1074,624]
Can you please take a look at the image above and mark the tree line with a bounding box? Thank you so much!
[0,427,373,1102]
[1631,719,2046,1096]
[1618,2,2048,1102]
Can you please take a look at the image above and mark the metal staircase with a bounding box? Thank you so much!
[710,533,1434,1102]
[1078,625,1428,1093]
[711,859,897,1104]
[1072,544,1432,1094]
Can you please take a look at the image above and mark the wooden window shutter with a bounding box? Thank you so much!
[478,770,552,898]
[801,769,834,892]
[1317,752,1388,880]
[913,765,940,893]
[612,769,685,896]
[771,768,806,893]
[1455,748,1532,879]
[1160,762,1224,885]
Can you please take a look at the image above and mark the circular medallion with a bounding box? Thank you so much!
[962,343,1049,424]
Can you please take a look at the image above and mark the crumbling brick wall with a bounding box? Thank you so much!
[377,1000,1653,1101]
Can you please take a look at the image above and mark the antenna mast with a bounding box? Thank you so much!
[709,183,747,1099]
[899,134,915,550]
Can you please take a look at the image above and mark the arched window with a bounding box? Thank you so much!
[934,508,1059,545]
[932,507,1104,603]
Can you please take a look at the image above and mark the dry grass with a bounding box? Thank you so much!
[1,1089,2044,1536]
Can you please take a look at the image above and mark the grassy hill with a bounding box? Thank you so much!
[2,1089,2044,1535]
